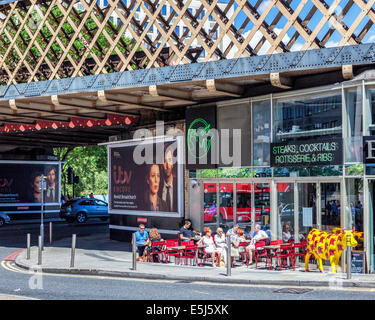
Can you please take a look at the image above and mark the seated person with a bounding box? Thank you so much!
[244,226,252,240]
[143,228,163,262]
[214,227,227,263]
[282,223,293,243]
[179,219,201,242]
[245,224,269,265]
[134,224,149,260]
[198,227,221,267]
[226,224,240,237]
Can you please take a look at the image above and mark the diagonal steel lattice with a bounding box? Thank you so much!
[0,0,374,85]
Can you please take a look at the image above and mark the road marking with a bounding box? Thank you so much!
[3,260,375,293]
[0,293,38,300]
[4,249,25,261]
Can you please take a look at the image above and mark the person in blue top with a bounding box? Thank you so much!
[135,224,149,258]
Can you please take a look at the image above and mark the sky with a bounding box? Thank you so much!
[222,0,375,53]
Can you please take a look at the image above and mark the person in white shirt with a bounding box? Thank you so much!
[245,224,268,265]
[214,227,227,263]
[282,222,292,243]
[198,227,221,267]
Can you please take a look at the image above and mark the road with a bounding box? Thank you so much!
[0,220,375,301]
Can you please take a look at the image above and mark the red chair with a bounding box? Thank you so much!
[182,240,195,246]
[254,241,269,269]
[238,242,249,266]
[200,247,219,266]
[293,242,306,264]
[164,239,180,264]
[267,240,282,270]
[276,243,295,270]
[148,240,166,263]
[180,245,199,266]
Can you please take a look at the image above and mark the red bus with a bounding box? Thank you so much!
[203,182,290,223]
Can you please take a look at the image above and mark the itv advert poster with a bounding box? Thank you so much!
[109,137,183,217]
[0,162,60,205]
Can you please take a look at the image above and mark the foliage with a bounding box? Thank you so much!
[54,145,108,197]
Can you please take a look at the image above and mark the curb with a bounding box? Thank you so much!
[14,257,375,289]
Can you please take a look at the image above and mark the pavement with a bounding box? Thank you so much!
[14,233,375,289]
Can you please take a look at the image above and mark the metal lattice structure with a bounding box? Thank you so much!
[0,0,375,85]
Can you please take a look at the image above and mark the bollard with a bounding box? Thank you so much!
[49,222,52,245]
[346,234,352,280]
[70,234,76,268]
[132,232,137,271]
[26,233,30,260]
[38,235,42,265]
[226,235,231,276]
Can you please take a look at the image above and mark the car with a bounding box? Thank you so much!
[60,198,109,223]
[0,212,10,227]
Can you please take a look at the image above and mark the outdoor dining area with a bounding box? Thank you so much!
[134,222,307,271]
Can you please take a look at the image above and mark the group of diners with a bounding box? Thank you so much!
[133,221,273,267]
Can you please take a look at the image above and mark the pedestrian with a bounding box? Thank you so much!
[89,192,94,199]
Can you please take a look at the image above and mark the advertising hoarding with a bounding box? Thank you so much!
[0,161,60,206]
[108,136,184,218]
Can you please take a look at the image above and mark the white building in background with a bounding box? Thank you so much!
[91,0,235,61]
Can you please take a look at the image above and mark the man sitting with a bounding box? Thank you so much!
[179,219,200,242]
[245,224,269,265]
[134,224,149,260]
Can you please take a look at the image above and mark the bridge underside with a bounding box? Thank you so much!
[0,43,373,149]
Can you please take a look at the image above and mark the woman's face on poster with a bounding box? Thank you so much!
[33,175,41,193]
[147,164,160,195]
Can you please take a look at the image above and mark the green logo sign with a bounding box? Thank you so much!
[187,118,212,159]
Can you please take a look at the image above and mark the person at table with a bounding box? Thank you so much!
[214,227,227,263]
[244,226,252,240]
[179,219,201,242]
[134,224,149,260]
[282,222,292,243]
[198,227,221,267]
[245,224,269,265]
[226,224,239,237]
[143,227,163,262]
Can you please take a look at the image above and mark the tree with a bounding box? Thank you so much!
[54,145,108,197]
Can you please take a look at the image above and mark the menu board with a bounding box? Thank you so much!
[302,207,313,227]
[351,251,366,274]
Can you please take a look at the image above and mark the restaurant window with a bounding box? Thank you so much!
[345,87,363,163]
[253,100,271,166]
[273,92,342,143]
[365,88,375,136]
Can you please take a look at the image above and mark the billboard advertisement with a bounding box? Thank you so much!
[108,136,184,218]
[0,161,60,206]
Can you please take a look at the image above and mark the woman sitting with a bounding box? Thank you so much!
[198,227,221,267]
[214,227,227,263]
[143,228,163,262]
[282,223,293,243]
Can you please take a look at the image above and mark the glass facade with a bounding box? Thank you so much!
[190,81,375,273]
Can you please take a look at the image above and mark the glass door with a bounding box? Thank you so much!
[254,182,271,228]
[298,183,317,242]
[370,180,375,272]
[320,182,341,232]
[277,182,294,242]
[203,182,217,230]
[236,183,252,230]
[219,183,234,231]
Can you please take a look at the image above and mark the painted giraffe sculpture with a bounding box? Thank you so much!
[305,228,358,273]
